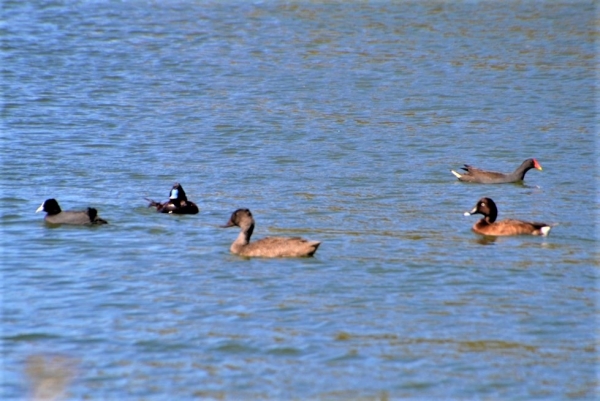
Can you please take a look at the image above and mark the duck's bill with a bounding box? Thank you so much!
[533,160,543,171]
[464,206,477,216]
[35,203,44,213]
[221,220,235,228]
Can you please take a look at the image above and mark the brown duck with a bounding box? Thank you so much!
[464,197,552,236]
[222,208,321,258]
[451,158,542,184]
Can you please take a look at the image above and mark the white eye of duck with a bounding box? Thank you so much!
[480,202,485,206]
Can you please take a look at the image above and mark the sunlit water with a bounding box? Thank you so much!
[1,1,597,400]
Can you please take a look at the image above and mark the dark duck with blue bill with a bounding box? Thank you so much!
[146,183,199,214]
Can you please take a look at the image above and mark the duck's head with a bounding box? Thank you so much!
[222,208,255,230]
[169,183,188,202]
[36,198,62,215]
[527,158,543,171]
[464,197,498,222]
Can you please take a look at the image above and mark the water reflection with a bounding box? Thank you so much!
[473,236,498,246]
[25,354,77,401]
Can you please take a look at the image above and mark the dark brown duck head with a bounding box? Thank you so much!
[464,197,498,223]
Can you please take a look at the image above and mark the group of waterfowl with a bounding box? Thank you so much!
[453,158,553,237]
[35,182,321,258]
[36,158,553,258]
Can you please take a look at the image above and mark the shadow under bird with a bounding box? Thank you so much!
[36,198,108,225]
[146,183,199,214]
[222,208,321,258]
[464,197,552,236]
[451,158,542,184]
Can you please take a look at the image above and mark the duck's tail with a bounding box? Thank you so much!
[539,223,559,236]
[145,198,161,208]
[87,208,108,224]
[307,241,321,256]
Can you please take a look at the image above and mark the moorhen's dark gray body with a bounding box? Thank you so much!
[451,158,542,184]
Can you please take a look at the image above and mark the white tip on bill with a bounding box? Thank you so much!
[463,212,471,216]
[36,203,44,213]
[540,226,551,236]
[451,170,462,178]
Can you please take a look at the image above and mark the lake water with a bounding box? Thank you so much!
[1,1,598,400]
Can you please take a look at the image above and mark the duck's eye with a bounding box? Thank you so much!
[480,202,485,206]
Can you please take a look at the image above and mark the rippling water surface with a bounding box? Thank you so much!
[2,1,597,399]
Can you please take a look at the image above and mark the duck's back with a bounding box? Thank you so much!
[460,166,513,183]
[45,208,107,225]
[236,236,321,258]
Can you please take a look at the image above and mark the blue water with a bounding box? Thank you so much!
[1,1,597,400]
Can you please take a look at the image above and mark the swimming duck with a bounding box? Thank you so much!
[222,208,321,257]
[464,197,551,236]
[451,158,542,184]
[146,183,199,214]
[36,199,108,225]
